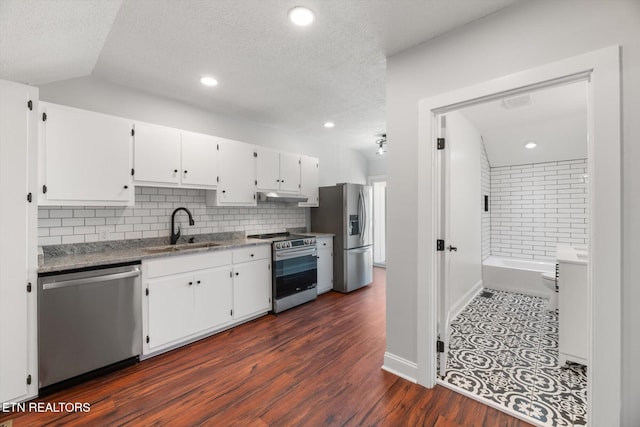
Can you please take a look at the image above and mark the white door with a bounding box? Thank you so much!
[371,179,387,266]
[42,103,132,203]
[298,155,319,206]
[316,241,334,294]
[193,267,233,333]
[217,139,256,204]
[134,122,181,185]
[147,274,193,349]
[438,112,483,377]
[255,147,280,191]
[233,259,271,319]
[279,152,301,193]
[181,131,218,187]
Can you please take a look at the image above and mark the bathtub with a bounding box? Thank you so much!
[482,256,555,298]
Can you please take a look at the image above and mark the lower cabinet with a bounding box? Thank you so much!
[316,236,334,294]
[142,245,271,356]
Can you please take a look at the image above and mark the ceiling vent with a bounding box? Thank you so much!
[501,94,532,109]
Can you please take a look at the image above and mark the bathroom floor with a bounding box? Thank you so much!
[439,288,587,426]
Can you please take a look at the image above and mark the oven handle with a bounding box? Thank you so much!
[274,247,318,260]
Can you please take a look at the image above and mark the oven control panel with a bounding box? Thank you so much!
[274,237,316,250]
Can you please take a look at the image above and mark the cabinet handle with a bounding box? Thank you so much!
[222,190,226,193]
[197,280,201,284]
[124,185,129,189]
[184,170,188,174]
[174,169,178,173]
[276,179,280,182]
[188,281,193,286]
[250,254,254,257]
[235,272,239,276]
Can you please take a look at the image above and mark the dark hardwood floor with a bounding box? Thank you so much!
[1,268,532,426]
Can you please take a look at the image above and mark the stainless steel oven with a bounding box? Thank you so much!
[248,233,317,313]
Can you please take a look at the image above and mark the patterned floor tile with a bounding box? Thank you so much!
[440,288,587,427]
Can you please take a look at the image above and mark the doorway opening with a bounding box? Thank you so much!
[414,46,621,427]
[369,176,387,268]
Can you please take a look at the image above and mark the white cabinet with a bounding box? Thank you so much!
[316,236,334,294]
[133,122,181,186]
[299,155,319,207]
[232,246,272,320]
[206,138,256,206]
[255,148,301,193]
[143,251,233,353]
[558,257,588,366]
[133,124,220,189]
[39,102,133,206]
[0,79,38,403]
[142,244,271,356]
[181,131,219,187]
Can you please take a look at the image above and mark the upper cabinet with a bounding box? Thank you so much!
[39,102,133,206]
[299,155,319,207]
[206,138,256,206]
[132,122,181,186]
[255,148,301,193]
[133,124,219,189]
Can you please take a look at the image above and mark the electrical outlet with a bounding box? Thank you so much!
[97,227,109,241]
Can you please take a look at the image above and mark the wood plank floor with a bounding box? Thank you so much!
[1,268,532,426]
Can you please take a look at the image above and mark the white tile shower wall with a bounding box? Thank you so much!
[490,159,588,261]
[481,141,491,261]
[37,187,308,246]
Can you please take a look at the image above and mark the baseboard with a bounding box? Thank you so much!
[485,283,549,299]
[449,280,484,322]
[381,352,418,383]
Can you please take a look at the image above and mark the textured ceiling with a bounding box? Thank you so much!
[460,81,588,167]
[0,0,520,159]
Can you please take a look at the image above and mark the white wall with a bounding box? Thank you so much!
[481,140,490,260]
[385,2,640,425]
[447,112,482,313]
[38,76,369,187]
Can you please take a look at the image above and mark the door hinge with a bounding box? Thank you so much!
[253,194,256,200]
[27,282,32,293]
[255,179,257,186]
[437,138,445,150]
[436,239,445,251]
[436,340,445,353]
[268,264,270,270]
[145,288,149,296]
[299,159,301,165]
[131,168,135,176]
[217,144,219,150]
[230,309,233,316]
[42,184,48,194]
[42,112,47,122]
[146,336,150,344]
[28,100,33,111]
[230,271,232,278]
[217,176,220,183]
[27,192,32,203]
[26,374,32,385]
[131,128,135,137]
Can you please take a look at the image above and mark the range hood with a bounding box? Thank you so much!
[257,192,308,203]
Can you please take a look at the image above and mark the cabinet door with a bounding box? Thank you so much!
[255,147,280,191]
[193,267,233,333]
[181,131,219,187]
[0,80,37,403]
[217,139,256,205]
[279,152,301,193]
[299,155,319,207]
[316,238,333,294]
[134,122,181,185]
[147,274,193,349]
[41,103,132,204]
[233,259,271,319]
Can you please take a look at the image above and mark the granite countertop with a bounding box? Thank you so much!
[302,232,335,237]
[39,232,273,274]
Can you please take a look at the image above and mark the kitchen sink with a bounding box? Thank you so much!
[142,246,181,254]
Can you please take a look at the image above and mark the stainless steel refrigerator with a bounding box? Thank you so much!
[311,183,373,293]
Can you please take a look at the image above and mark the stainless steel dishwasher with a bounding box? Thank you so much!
[38,263,142,390]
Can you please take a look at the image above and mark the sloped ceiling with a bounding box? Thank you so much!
[0,0,520,159]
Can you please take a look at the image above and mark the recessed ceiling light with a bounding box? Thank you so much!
[200,76,218,87]
[525,141,537,149]
[289,6,314,26]
[324,122,334,128]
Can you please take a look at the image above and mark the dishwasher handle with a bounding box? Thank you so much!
[42,268,141,291]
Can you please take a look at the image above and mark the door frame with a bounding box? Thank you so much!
[416,46,621,426]
[368,175,387,267]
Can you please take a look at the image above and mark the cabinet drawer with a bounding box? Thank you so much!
[233,245,271,264]
[316,236,333,249]
[145,250,232,278]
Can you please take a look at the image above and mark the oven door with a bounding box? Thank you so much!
[274,246,318,300]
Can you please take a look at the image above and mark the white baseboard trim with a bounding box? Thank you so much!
[449,280,484,322]
[381,352,418,383]
[436,379,545,427]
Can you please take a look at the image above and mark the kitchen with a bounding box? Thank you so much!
[1,1,639,426]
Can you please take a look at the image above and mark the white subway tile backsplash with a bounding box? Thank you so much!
[38,187,308,246]
[489,159,588,261]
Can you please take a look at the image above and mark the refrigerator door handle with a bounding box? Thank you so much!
[361,189,367,244]
[348,246,371,254]
[359,189,365,244]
